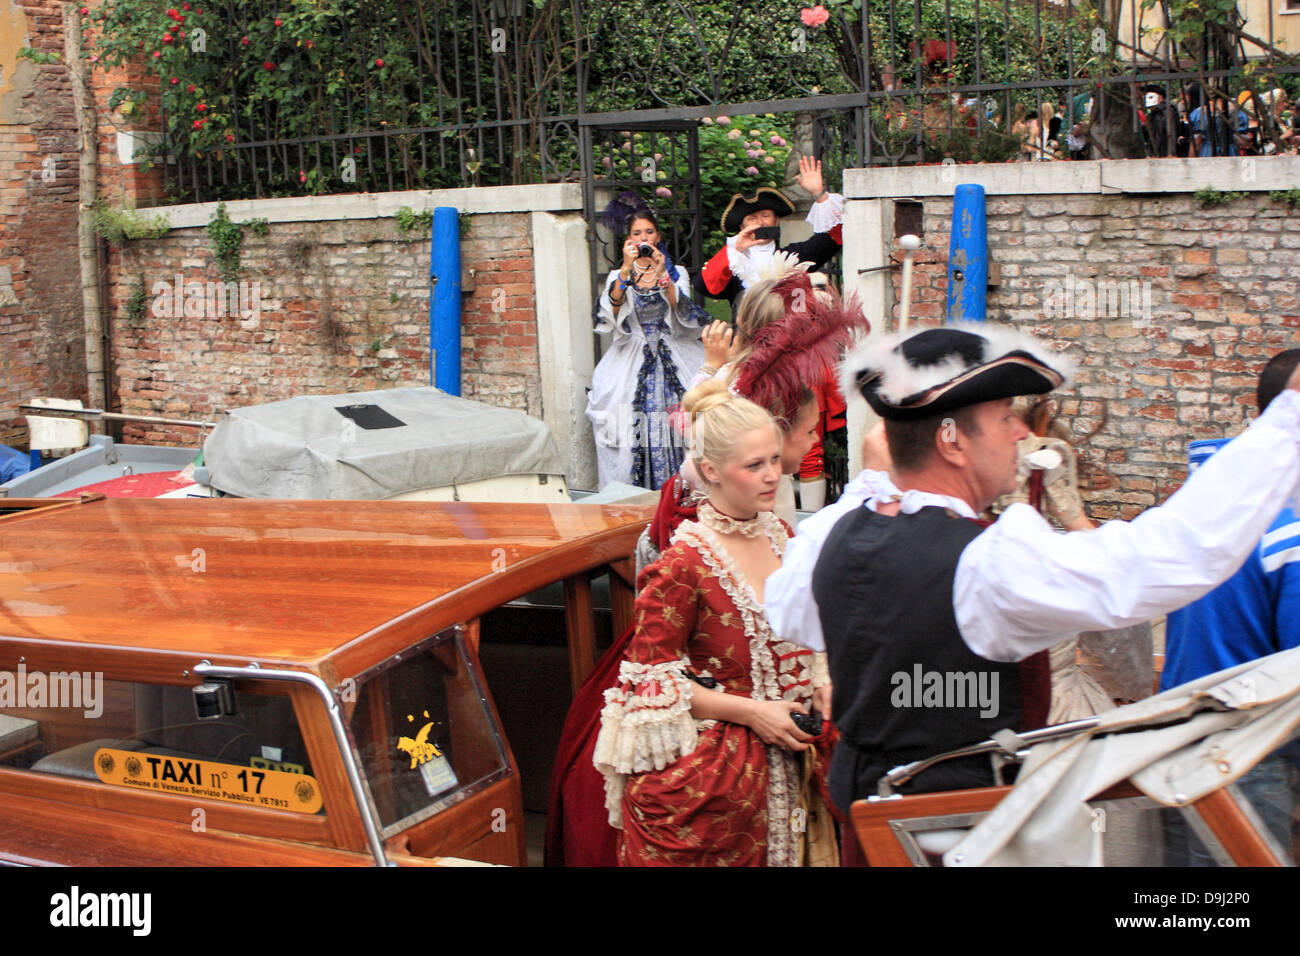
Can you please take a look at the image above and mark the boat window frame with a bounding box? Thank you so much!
[0,668,337,847]
[342,624,513,841]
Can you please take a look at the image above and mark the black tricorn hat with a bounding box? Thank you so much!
[1143,84,1167,98]
[720,187,797,236]
[839,324,1074,421]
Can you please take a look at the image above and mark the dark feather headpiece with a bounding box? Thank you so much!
[600,190,654,234]
[731,272,870,425]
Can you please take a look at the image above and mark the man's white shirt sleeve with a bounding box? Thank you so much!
[956,389,1300,662]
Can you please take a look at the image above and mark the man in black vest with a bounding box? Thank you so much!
[800,324,1300,817]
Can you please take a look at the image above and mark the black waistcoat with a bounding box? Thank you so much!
[812,506,1022,806]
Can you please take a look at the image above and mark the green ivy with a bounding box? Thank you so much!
[125,275,148,326]
[1194,187,1249,207]
[394,206,433,238]
[17,47,62,65]
[206,202,267,279]
[91,202,170,245]
[1269,189,1300,210]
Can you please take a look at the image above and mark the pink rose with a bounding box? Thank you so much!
[727,129,741,140]
[655,186,672,198]
[701,117,714,125]
[800,5,830,27]
[746,149,759,158]
[770,134,782,144]
[716,115,730,125]
[744,165,759,175]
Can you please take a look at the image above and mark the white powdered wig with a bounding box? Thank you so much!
[837,322,1077,407]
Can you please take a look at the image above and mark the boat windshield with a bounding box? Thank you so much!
[346,626,510,837]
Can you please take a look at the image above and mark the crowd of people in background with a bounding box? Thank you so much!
[1000,82,1299,161]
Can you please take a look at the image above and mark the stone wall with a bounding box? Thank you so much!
[0,0,86,447]
[112,211,540,447]
[844,157,1300,521]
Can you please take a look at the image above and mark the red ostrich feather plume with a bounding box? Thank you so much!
[731,273,871,425]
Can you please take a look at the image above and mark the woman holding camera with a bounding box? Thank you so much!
[594,380,835,866]
[587,198,708,490]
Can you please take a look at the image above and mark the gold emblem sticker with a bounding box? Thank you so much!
[93,748,323,814]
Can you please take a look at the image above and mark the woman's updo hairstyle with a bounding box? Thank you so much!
[681,380,780,474]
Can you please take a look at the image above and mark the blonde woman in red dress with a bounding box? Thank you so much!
[594,380,834,866]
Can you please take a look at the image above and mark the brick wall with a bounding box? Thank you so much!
[0,0,85,447]
[892,191,1299,520]
[110,213,539,445]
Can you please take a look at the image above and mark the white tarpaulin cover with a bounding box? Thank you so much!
[203,386,565,499]
[944,647,1300,866]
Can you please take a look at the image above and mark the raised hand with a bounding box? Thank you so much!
[701,320,735,370]
[795,154,826,199]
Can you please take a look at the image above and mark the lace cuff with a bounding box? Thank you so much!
[805,193,844,233]
[593,659,698,828]
[810,651,830,689]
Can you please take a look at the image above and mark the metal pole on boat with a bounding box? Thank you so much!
[430,206,462,395]
[18,404,214,429]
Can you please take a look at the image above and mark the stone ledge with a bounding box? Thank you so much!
[845,156,1300,199]
[139,183,583,229]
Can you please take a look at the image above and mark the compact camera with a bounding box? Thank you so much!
[635,243,655,259]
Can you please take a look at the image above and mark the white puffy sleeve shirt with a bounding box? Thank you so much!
[957,389,1300,661]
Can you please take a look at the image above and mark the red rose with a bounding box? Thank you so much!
[225,133,235,142]
[186,84,195,92]
[152,50,161,58]
[299,171,307,182]
[192,119,204,129]
[170,77,179,85]
[374,58,384,67]
[274,18,282,26]
[166,7,178,16]
[241,36,249,46]
[183,2,191,9]
[263,61,275,70]
[79,6,88,14]
[162,34,174,44]
[305,40,313,48]
[196,102,207,111]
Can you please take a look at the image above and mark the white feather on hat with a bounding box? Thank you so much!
[838,322,1076,410]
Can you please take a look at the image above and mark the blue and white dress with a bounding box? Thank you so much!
[587,264,708,489]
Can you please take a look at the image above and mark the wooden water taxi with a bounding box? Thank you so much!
[0,495,649,866]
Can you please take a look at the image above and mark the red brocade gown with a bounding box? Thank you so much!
[593,503,833,867]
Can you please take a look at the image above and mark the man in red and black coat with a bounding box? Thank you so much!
[695,156,844,311]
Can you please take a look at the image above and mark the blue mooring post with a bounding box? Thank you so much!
[946,184,988,323]
[430,206,462,393]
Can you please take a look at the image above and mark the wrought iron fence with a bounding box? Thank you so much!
[143,0,1299,206]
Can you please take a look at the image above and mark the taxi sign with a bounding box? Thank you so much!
[94,748,323,814]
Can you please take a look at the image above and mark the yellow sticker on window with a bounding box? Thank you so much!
[93,748,322,814]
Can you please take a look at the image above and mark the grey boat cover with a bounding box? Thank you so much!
[944,646,1300,866]
[203,386,564,499]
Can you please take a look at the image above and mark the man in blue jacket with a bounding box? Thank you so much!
[1161,347,1300,691]
[1159,347,1300,863]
